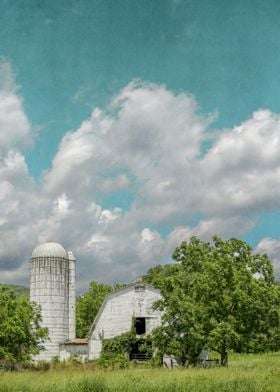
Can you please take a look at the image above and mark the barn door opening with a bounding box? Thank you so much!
[129,339,151,361]
[135,317,146,335]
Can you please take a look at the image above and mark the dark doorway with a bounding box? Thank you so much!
[129,339,151,361]
[135,317,146,335]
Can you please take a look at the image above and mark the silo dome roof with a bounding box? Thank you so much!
[31,242,68,259]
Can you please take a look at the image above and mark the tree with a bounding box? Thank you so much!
[0,287,47,366]
[142,263,181,290]
[76,280,127,338]
[76,281,113,338]
[151,236,280,366]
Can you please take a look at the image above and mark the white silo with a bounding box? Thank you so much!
[68,251,76,340]
[29,241,75,360]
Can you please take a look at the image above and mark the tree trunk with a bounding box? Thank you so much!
[220,350,228,367]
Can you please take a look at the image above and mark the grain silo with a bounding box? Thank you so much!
[29,241,76,360]
[67,250,76,340]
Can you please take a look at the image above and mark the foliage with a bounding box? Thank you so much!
[98,353,129,369]
[35,360,51,371]
[142,263,181,291]
[0,283,29,297]
[151,236,280,366]
[76,281,113,338]
[76,281,126,338]
[100,327,152,368]
[101,330,136,358]
[0,286,48,367]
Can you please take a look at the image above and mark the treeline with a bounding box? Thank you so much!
[1,236,280,368]
[0,283,29,297]
[76,236,280,366]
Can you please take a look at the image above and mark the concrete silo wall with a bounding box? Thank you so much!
[68,251,76,340]
[30,255,70,360]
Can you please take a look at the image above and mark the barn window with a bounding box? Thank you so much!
[135,284,145,292]
[135,317,146,335]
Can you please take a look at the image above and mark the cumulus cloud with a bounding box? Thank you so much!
[44,80,214,225]
[0,150,39,270]
[0,60,34,150]
[0,60,40,276]
[2,73,280,291]
[256,238,280,279]
[200,109,280,214]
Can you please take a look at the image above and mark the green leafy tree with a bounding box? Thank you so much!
[101,330,136,357]
[0,287,47,366]
[0,283,29,297]
[76,281,113,338]
[76,281,128,338]
[152,236,280,366]
[142,263,181,290]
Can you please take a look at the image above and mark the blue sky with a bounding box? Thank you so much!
[1,0,280,290]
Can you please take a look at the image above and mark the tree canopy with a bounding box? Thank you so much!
[0,287,47,367]
[76,281,112,338]
[76,281,126,338]
[149,236,280,366]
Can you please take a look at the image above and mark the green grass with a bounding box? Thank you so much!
[0,352,279,392]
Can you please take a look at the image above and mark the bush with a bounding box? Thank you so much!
[68,355,82,365]
[101,330,136,357]
[35,360,51,371]
[97,353,129,369]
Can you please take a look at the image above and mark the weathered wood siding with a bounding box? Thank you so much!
[88,284,162,359]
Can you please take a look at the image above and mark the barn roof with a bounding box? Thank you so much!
[87,282,161,339]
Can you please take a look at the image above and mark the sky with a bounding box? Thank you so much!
[1,0,280,292]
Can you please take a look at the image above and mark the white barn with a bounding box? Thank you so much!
[29,242,162,361]
[87,282,162,360]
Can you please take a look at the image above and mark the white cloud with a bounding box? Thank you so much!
[0,60,34,150]
[141,228,158,243]
[87,234,110,246]
[200,109,280,214]
[192,216,256,239]
[97,174,130,193]
[44,80,214,226]
[0,263,29,286]
[256,238,280,279]
[54,193,71,215]
[2,75,280,291]
[98,209,122,226]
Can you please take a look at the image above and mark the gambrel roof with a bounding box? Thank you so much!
[87,282,161,339]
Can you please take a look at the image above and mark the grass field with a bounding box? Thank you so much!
[0,352,279,392]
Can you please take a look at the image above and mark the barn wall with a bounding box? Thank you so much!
[59,343,88,362]
[88,286,162,360]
